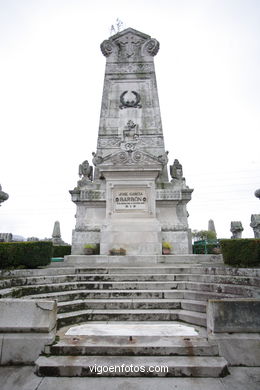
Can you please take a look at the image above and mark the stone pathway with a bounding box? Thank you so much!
[0,366,260,390]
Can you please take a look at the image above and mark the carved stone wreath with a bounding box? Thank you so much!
[119,91,142,109]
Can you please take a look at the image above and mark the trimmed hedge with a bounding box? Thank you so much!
[220,239,260,267]
[193,240,220,254]
[52,245,71,258]
[0,241,52,269]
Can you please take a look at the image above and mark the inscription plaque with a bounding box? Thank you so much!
[113,189,148,211]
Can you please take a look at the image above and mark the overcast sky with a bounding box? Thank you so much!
[0,0,259,244]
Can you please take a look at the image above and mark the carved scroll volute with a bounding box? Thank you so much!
[141,38,160,57]
[100,39,118,57]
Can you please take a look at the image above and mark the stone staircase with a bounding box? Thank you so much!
[0,256,259,377]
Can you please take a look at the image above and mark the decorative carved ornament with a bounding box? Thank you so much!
[142,38,160,56]
[119,91,142,109]
[96,148,164,167]
[100,30,159,59]
[106,63,153,74]
[100,40,117,57]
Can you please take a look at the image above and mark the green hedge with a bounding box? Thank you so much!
[0,241,52,269]
[220,239,260,267]
[193,240,220,254]
[52,245,71,258]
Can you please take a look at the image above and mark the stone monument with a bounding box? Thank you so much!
[0,184,9,207]
[69,28,193,256]
[52,221,65,246]
[208,219,217,236]
[250,215,260,238]
[230,221,243,239]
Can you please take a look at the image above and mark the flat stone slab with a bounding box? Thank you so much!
[207,299,260,333]
[0,299,57,333]
[66,322,199,337]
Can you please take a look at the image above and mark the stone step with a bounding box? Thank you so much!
[74,266,260,277]
[57,298,206,313]
[49,337,218,356]
[1,273,259,293]
[2,264,260,278]
[26,288,238,302]
[57,309,206,328]
[11,280,258,298]
[35,355,228,377]
[73,273,260,287]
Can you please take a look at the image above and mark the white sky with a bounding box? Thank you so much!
[0,0,259,244]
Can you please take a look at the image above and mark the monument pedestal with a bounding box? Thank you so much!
[99,167,162,256]
[100,219,162,255]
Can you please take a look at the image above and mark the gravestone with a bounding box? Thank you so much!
[69,28,193,256]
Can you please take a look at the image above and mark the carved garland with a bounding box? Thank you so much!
[119,91,142,109]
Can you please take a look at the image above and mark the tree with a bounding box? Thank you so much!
[192,230,217,241]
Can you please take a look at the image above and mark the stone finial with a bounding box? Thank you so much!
[230,221,244,239]
[208,219,216,235]
[255,189,260,200]
[250,214,260,238]
[0,184,9,206]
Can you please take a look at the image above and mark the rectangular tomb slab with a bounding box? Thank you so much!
[65,322,199,337]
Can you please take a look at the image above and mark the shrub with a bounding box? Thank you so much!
[220,239,260,267]
[0,241,53,269]
[84,244,97,249]
[52,245,71,258]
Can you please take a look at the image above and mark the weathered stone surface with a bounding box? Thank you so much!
[0,299,57,333]
[209,333,260,366]
[207,299,260,333]
[52,221,67,245]
[230,221,243,239]
[0,299,57,365]
[35,355,228,377]
[1,366,260,390]
[69,27,193,257]
[250,214,260,238]
[0,332,55,365]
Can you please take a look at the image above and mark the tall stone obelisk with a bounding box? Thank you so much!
[70,28,193,256]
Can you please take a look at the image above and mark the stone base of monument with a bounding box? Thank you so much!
[100,219,162,255]
[63,254,223,266]
[0,299,57,365]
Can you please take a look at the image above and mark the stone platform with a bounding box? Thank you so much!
[63,254,223,266]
